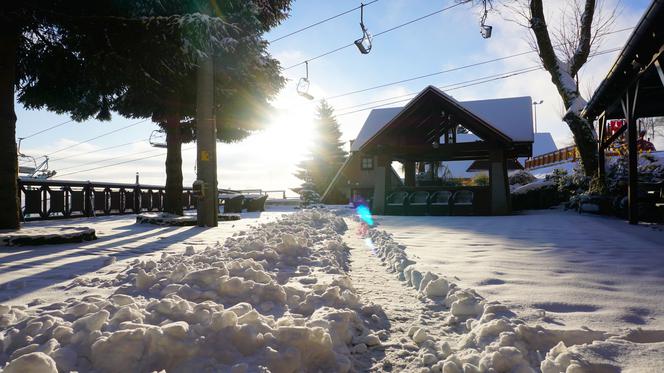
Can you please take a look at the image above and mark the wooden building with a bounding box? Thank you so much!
[582,0,664,224]
[322,86,534,215]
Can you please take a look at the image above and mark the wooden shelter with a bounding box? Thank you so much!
[582,0,664,224]
[322,86,534,215]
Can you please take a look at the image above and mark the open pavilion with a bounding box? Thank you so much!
[322,86,534,215]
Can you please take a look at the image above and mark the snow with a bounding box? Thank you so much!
[351,210,664,371]
[0,208,387,372]
[2,207,663,372]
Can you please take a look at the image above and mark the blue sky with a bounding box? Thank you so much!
[17,0,653,194]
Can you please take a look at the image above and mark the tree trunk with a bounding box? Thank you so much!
[0,24,20,229]
[565,113,598,176]
[163,115,183,215]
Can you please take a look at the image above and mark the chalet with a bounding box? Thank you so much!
[322,85,534,215]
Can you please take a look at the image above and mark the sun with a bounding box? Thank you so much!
[260,93,316,164]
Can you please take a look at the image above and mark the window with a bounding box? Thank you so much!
[361,156,374,170]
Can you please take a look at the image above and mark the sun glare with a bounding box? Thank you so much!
[262,95,316,164]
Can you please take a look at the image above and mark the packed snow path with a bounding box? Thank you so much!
[375,209,664,332]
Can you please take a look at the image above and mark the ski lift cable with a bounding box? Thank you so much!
[324,26,634,100]
[55,146,166,172]
[49,139,146,162]
[336,65,545,112]
[269,0,380,44]
[45,118,149,157]
[335,46,622,117]
[336,68,544,117]
[18,119,75,141]
[56,145,195,178]
[283,1,469,71]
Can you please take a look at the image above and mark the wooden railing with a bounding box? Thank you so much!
[18,179,239,221]
[524,146,577,170]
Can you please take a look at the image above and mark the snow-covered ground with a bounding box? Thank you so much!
[374,209,664,332]
[0,208,294,307]
[1,207,663,372]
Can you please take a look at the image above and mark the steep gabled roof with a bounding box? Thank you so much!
[350,86,533,152]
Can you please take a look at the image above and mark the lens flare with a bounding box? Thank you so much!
[356,205,374,226]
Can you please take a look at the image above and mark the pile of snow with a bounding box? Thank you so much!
[0,210,385,372]
[361,225,658,372]
[511,179,556,195]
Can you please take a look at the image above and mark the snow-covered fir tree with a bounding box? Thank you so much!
[295,100,347,200]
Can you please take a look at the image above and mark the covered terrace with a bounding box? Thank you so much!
[325,86,533,215]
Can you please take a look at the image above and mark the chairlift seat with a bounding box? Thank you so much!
[480,25,492,39]
[149,130,168,148]
[429,191,453,216]
[297,77,313,100]
[354,30,372,54]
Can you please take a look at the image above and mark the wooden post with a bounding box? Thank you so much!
[621,83,639,225]
[488,148,510,215]
[195,53,218,227]
[597,114,606,182]
[404,161,416,187]
[372,155,391,215]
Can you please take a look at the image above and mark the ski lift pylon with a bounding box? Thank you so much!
[354,3,373,54]
[149,129,168,148]
[297,61,314,100]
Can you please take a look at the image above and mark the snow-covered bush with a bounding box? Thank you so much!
[511,179,559,210]
[508,170,536,186]
[299,181,321,207]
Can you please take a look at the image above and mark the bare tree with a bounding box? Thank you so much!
[471,0,617,176]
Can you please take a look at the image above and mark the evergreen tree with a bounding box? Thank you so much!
[295,100,347,199]
[0,1,291,226]
[113,0,289,215]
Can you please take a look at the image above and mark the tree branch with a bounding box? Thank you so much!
[529,0,560,75]
[569,0,596,76]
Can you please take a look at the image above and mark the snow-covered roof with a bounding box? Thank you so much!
[459,96,533,142]
[351,107,402,152]
[350,89,534,152]
[532,132,558,157]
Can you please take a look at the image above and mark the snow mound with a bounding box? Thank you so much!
[0,210,382,372]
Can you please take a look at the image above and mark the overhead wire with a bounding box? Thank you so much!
[49,139,146,162]
[56,145,195,178]
[269,0,380,44]
[324,26,634,100]
[18,119,74,141]
[334,47,623,117]
[45,118,149,157]
[55,146,166,172]
[283,1,469,70]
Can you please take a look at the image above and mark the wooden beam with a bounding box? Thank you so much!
[621,82,639,224]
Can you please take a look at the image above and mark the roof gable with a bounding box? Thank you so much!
[350,86,533,151]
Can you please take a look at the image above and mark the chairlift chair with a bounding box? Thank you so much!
[297,61,314,100]
[480,6,492,39]
[17,138,56,179]
[354,3,373,54]
[149,129,167,148]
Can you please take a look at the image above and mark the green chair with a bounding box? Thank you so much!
[385,191,409,215]
[451,190,474,215]
[407,191,430,215]
[429,191,452,216]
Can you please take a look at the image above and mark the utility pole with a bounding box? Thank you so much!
[532,100,543,133]
[195,53,218,227]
